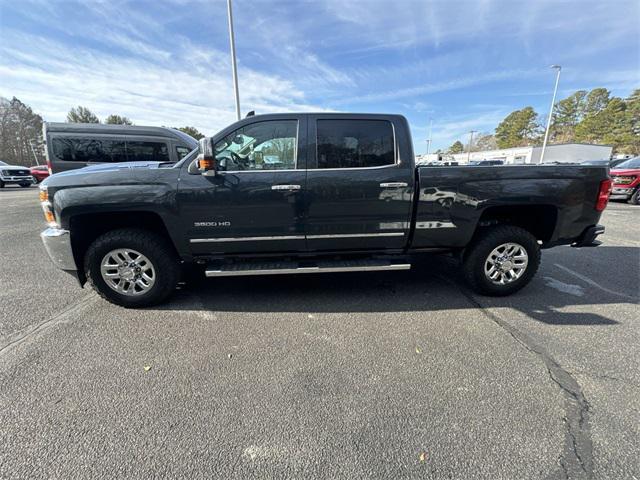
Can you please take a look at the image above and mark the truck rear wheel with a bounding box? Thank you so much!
[84,228,179,308]
[462,225,540,296]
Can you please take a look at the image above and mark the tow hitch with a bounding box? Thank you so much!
[572,224,605,247]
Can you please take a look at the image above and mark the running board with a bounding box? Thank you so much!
[205,260,411,277]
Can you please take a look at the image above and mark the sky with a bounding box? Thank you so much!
[0,0,638,153]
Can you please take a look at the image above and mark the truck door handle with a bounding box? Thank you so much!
[380,182,408,188]
[271,184,301,191]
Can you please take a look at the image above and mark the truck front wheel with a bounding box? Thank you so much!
[462,225,541,296]
[84,228,179,308]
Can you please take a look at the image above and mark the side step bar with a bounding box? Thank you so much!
[205,260,411,278]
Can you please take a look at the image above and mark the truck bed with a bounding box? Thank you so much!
[411,165,609,249]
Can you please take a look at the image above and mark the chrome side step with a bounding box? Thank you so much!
[205,260,411,278]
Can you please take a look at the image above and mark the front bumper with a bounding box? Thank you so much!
[610,186,634,200]
[41,228,77,270]
[572,224,605,248]
[1,175,35,184]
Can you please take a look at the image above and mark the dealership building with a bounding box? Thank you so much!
[418,143,613,165]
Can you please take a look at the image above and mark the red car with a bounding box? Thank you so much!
[30,165,50,183]
[609,157,640,205]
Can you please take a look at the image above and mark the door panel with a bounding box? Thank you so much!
[305,115,414,251]
[178,116,308,255]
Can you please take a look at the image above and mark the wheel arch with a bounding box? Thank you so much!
[69,211,179,285]
[475,204,558,245]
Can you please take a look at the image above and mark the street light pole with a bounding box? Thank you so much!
[540,65,562,164]
[227,0,241,121]
[467,130,477,163]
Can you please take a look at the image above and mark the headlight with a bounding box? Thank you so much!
[39,186,58,227]
[612,175,635,185]
[39,184,48,202]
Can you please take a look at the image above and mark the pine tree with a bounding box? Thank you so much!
[105,114,133,125]
[495,107,540,148]
[67,106,100,123]
[448,140,464,154]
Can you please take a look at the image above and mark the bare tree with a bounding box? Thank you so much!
[0,97,45,166]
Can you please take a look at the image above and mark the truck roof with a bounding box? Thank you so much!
[242,112,407,120]
[44,122,198,147]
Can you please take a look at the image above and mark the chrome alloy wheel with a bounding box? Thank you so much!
[100,249,156,296]
[484,242,529,285]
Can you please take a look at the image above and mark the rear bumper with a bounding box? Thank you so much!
[572,224,605,248]
[41,228,77,270]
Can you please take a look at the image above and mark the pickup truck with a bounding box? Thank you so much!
[39,113,611,308]
[0,160,35,188]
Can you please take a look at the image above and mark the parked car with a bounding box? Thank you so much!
[30,165,50,183]
[0,160,35,188]
[581,158,629,169]
[39,113,610,308]
[43,123,198,174]
[609,157,640,204]
[469,160,505,166]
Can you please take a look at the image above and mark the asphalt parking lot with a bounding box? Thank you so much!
[1,186,638,480]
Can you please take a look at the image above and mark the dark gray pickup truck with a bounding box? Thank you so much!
[39,113,611,307]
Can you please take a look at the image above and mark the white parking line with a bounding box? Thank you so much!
[543,276,585,296]
[554,263,637,301]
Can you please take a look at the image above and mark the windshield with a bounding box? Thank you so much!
[614,157,640,169]
[581,160,609,165]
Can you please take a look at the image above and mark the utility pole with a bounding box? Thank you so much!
[540,65,562,164]
[227,0,241,121]
[467,130,477,163]
[28,140,40,165]
[426,118,433,155]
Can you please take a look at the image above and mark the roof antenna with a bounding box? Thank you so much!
[246,110,255,117]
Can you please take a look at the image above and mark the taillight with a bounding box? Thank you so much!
[47,159,52,175]
[596,179,612,211]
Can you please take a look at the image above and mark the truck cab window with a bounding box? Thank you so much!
[317,120,395,169]
[214,120,297,171]
[52,137,126,163]
[126,141,170,162]
[176,146,192,160]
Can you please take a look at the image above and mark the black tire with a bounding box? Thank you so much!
[0,181,5,188]
[629,188,640,205]
[84,228,180,308]
[462,225,541,296]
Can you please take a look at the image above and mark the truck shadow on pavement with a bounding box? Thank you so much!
[156,246,638,327]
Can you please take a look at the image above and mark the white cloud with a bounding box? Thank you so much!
[411,108,509,154]
[338,69,536,104]
[0,31,331,135]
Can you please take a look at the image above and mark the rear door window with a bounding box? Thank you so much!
[51,137,170,163]
[316,120,395,169]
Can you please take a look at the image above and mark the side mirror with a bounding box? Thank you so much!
[196,137,217,175]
